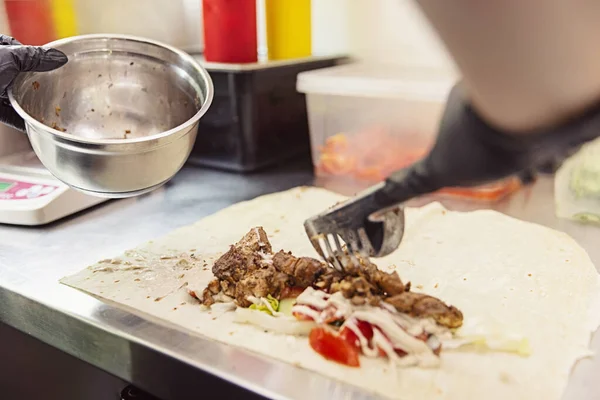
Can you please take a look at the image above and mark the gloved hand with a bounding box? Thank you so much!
[0,35,68,131]
[377,82,600,204]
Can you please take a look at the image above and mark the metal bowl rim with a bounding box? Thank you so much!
[8,33,214,146]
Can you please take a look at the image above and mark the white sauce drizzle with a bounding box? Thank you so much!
[290,305,322,321]
[295,287,353,319]
[258,251,273,265]
[255,228,267,249]
[382,301,449,337]
[344,318,379,357]
[352,310,432,355]
[294,287,449,367]
[372,327,398,365]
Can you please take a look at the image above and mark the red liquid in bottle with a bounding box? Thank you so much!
[5,0,55,45]
[202,0,257,63]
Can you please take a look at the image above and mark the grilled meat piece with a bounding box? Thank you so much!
[272,251,326,287]
[201,290,215,306]
[354,258,406,296]
[235,266,290,307]
[314,268,343,290]
[200,279,221,306]
[212,245,260,284]
[328,275,382,307]
[280,286,306,299]
[207,279,220,294]
[237,227,272,254]
[201,227,462,332]
[212,227,272,284]
[385,292,463,329]
[330,276,375,297]
[220,280,235,297]
[374,270,405,296]
[315,255,404,306]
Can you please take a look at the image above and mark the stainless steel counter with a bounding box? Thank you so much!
[1,164,599,400]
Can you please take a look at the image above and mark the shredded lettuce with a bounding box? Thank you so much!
[573,212,600,224]
[249,295,279,315]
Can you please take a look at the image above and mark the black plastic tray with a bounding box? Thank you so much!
[187,56,346,172]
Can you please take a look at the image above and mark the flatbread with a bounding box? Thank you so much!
[61,187,600,400]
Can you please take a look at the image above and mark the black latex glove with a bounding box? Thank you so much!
[0,34,67,131]
[378,82,600,203]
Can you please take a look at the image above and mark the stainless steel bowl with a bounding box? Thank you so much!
[9,34,213,198]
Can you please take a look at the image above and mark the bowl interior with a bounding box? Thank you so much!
[12,36,207,141]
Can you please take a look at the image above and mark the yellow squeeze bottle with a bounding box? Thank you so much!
[50,0,78,38]
[265,0,311,60]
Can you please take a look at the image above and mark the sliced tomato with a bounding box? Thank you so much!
[293,311,315,321]
[340,320,374,349]
[280,286,306,299]
[340,326,360,349]
[339,320,389,357]
[395,348,407,357]
[309,327,360,367]
[355,320,375,339]
[437,177,521,201]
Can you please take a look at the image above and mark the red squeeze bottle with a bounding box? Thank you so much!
[202,0,258,63]
[4,0,55,45]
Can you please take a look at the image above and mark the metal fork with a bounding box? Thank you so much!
[304,165,435,271]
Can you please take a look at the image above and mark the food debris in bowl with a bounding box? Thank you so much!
[32,81,40,90]
[50,121,66,132]
[316,127,521,201]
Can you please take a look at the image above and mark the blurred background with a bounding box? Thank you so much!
[0,0,455,70]
[0,0,463,184]
[0,0,531,228]
[2,0,523,220]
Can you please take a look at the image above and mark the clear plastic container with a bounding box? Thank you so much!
[297,63,453,180]
[297,63,522,201]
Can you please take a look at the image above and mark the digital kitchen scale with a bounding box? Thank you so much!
[0,151,108,226]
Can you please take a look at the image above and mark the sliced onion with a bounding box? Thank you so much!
[441,335,531,356]
[234,307,316,336]
[211,302,237,313]
[426,334,442,355]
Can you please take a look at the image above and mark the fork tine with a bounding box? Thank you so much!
[330,234,352,270]
[329,234,349,271]
[332,234,344,254]
[347,249,360,267]
[310,237,326,259]
[356,228,372,259]
[342,230,361,266]
[323,235,344,272]
[344,230,360,254]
